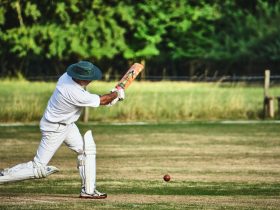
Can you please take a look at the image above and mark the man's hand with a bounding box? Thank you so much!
[100,92,118,105]
[111,87,125,101]
[106,87,125,106]
[100,88,125,106]
[106,97,119,106]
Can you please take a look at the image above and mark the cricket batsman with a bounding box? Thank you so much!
[0,61,124,199]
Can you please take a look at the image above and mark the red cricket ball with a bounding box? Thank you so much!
[163,174,171,182]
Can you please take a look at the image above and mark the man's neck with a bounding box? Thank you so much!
[72,78,90,88]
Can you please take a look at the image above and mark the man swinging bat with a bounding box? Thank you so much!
[0,61,144,199]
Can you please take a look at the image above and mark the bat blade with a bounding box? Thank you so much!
[116,63,144,89]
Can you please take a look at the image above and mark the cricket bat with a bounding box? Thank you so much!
[116,63,144,89]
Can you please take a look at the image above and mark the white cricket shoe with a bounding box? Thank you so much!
[80,188,107,199]
[0,168,8,176]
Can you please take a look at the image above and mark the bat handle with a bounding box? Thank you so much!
[115,84,125,89]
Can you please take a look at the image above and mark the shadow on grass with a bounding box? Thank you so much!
[1,179,280,196]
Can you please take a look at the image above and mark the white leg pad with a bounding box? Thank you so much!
[82,130,96,194]
[0,161,59,184]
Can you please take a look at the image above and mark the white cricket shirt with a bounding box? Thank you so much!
[43,73,100,124]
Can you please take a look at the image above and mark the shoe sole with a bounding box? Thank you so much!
[79,195,107,199]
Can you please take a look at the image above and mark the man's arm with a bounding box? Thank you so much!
[99,87,125,106]
[99,92,118,105]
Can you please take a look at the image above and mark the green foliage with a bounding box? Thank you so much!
[24,2,41,21]
[203,0,280,62]
[0,6,5,25]
[0,1,127,61]
[0,0,280,76]
[163,0,221,60]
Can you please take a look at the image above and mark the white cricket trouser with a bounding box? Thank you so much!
[34,117,84,165]
[0,117,84,184]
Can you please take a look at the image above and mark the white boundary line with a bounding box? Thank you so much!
[0,122,38,126]
[219,120,280,124]
[0,120,280,127]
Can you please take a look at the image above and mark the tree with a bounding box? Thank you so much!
[0,0,280,77]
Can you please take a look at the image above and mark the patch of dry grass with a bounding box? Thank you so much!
[1,194,280,209]
[1,81,280,122]
[0,122,280,209]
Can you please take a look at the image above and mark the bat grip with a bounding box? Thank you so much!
[115,84,125,89]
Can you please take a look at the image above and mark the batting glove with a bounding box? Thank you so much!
[106,97,119,107]
[111,87,125,101]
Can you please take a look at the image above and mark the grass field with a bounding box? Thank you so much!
[0,80,280,122]
[0,122,279,209]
